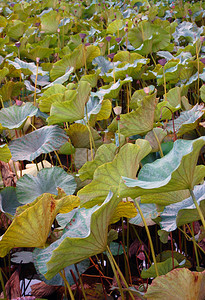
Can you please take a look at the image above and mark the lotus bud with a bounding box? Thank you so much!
[15,42,21,48]
[85,42,90,46]
[144,87,150,95]
[107,53,115,62]
[158,58,167,66]
[79,33,86,43]
[116,37,122,43]
[105,36,112,42]
[36,57,40,63]
[200,58,205,65]
[113,106,122,116]
[35,22,40,27]
[57,28,60,33]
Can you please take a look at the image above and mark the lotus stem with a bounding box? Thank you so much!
[83,45,87,75]
[54,150,64,169]
[163,67,167,101]
[153,130,164,157]
[0,268,6,299]
[196,41,200,104]
[134,200,159,277]
[60,270,75,300]
[178,226,205,255]
[190,223,200,268]
[189,189,205,230]
[106,246,135,300]
[74,264,88,300]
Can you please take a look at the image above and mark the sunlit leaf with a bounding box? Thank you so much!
[40,10,60,34]
[16,167,76,204]
[78,140,152,207]
[145,268,205,300]
[9,125,68,161]
[156,251,191,269]
[33,192,120,280]
[0,193,80,257]
[110,201,137,223]
[0,144,12,163]
[0,103,38,130]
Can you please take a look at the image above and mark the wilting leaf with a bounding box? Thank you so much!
[16,167,76,204]
[47,81,91,124]
[9,125,68,161]
[141,257,178,279]
[33,192,120,280]
[0,144,12,163]
[145,268,205,300]
[78,140,152,207]
[166,104,205,136]
[160,183,205,232]
[0,193,80,257]
[123,137,205,199]
[0,103,38,130]
[78,143,117,181]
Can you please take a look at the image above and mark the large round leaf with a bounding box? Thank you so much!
[33,192,120,280]
[0,187,21,216]
[9,125,68,161]
[145,268,205,300]
[0,103,38,130]
[0,144,11,163]
[16,167,76,204]
[0,193,80,257]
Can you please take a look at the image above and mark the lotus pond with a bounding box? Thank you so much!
[0,0,205,299]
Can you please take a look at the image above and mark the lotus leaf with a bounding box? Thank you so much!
[40,10,60,34]
[129,202,159,226]
[108,90,157,137]
[0,187,21,217]
[123,137,205,198]
[145,128,167,152]
[92,56,120,76]
[145,268,205,300]
[0,81,24,102]
[160,183,205,232]
[0,102,38,130]
[9,125,68,161]
[156,251,191,269]
[7,58,47,76]
[200,85,205,102]
[34,192,120,280]
[0,144,12,163]
[141,257,179,279]
[66,123,102,149]
[110,201,137,223]
[16,166,76,204]
[96,77,132,100]
[47,81,91,124]
[0,193,80,257]
[78,143,117,181]
[166,104,205,136]
[78,140,152,207]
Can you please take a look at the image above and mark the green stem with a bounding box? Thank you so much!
[60,270,75,300]
[134,200,159,277]
[153,130,164,158]
[191,223,200,268]
[106,246,135,300]
[0,268,6,299]
[74,264,87,300]
[106,247,125,300]
[189,189,205,230]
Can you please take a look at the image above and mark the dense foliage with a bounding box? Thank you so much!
[0,0,205,299]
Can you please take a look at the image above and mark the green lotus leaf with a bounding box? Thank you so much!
[78,140,152,207]
[108,90,157,137]
[123,137,205,199]
[9,125,68,161]
[0,81,24,102]
[141,257,179,279]
[130,88,149,110]
[66,123,102,149]
[33,191,121,280]
[165,86,182,108]
[156,251,191,269]
[103,59,148,82]
[92,56,119,76]
[0,144,12,163]
[113,51,145,63]
[173,21,203,45]
[157,61,183,85]
[0,103,38,130]
[0,67,9,82]
[58,142,75,155]
[154,100,180,122]
[0,187,21,217]
[91,99,112,123]
[107,19,123,34]
[0,193,80,257]
[145,268,205,300]
[78,143,117,181]
[166,104,205,136]
[7,20,25,39]
[129,202,158,226]
[160,183,205,232]
[80,69,101,88]
[44,67,74,89]
[96,77,132,100]
[33,251,90,286]
[128,21,170,55]
[16,166,76,204]
[40,10,60,34]
[21,46,53,62]
[200,85,205,102]
[50,45,100,80]
[47,81,91,124]
[0,16,7,28]
[7,58,47,76]
[145,128,167,152]
[110,201,137,223]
